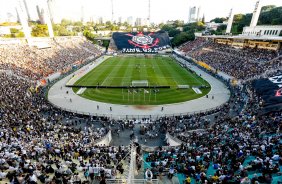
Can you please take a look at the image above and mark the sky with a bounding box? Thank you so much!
[1,0,282,23]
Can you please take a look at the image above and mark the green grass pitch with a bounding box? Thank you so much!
[73,56,211,105]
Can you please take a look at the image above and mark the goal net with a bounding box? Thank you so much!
[131,80,149,87]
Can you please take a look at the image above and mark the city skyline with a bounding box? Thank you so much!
[1,0,282,24]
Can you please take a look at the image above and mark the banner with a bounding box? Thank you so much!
[112,31,171,53]
[252,73,282,113]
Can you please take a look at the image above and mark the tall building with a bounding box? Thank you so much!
[127,16,133,26]
[135,18,142,26]
[98,17,104,24]
[188,6,197,23]
[118,17,123,24]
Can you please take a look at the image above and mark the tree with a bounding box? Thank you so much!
[161,25,174,32]
[102,40,110,50]
[17,31,25,38]
[261,5,276,12]
[61,19,72,26]
[231,13,252,34]
[173,20,184,27]
[31,24,49,37]
[216,24,227,34]
[83,30,98,43]
[171,31,194,47]
[183,22,205,32]
[210,17,227,23]
[258,7,282,25]
[10,28,19,34]
[202,15,205,23]
[73,21,83,27]
[168,29,181,37]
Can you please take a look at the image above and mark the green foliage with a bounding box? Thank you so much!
[83,30,98,44]
[9,28,25,38]
[171,32,195,47]
[261,5,276,12]
[160,21,204,47]
[10,28,19,34]
[230,6,282,34]
[73,21,83,27]
[31,24,49,37]
[210,17,227,23]
[258,6,282,25]
[61,19,73,26]
[183,22,205,32]
[168,29,181,37]
[160,24,174,32]
[231,13,252,34]
[173,20,184,27]
[216,24,227,35]
[53,24,78,36]
[102,40,110,49]
[17,31,25,38]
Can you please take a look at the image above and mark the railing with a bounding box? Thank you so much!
[47,97,227,120]
[165,132,183,146]
[127,145,136,183]
[106,179,159,184]
[93,130,112,146]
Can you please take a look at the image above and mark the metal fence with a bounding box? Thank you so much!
[106,179,159,184]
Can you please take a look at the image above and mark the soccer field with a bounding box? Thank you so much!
[73,56,211,105]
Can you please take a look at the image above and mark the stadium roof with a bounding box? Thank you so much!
[203,35,282,42]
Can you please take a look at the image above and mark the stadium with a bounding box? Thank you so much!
[0,0,281,184]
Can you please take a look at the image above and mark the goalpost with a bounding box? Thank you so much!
[131,80,149,87]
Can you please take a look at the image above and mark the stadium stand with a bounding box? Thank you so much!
[180,38,282,81]
[0,37,133,183]
[0,37,102,80]
[141,57,282,183]
[0,34,281,183]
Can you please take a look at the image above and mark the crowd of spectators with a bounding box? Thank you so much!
[0,71,132,183]
[0,35,281,184]
[0,37,102,80]
[180,38,282,81]
[0,37,133,183]
[178,38,207,53]
[142,66,281,183]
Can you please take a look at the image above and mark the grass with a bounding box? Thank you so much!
[73,56,210,105]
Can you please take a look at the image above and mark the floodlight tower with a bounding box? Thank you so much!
[226,9,234,34]
[42,0,54,37]
[16,0,31,40]
[250,0,262,27]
